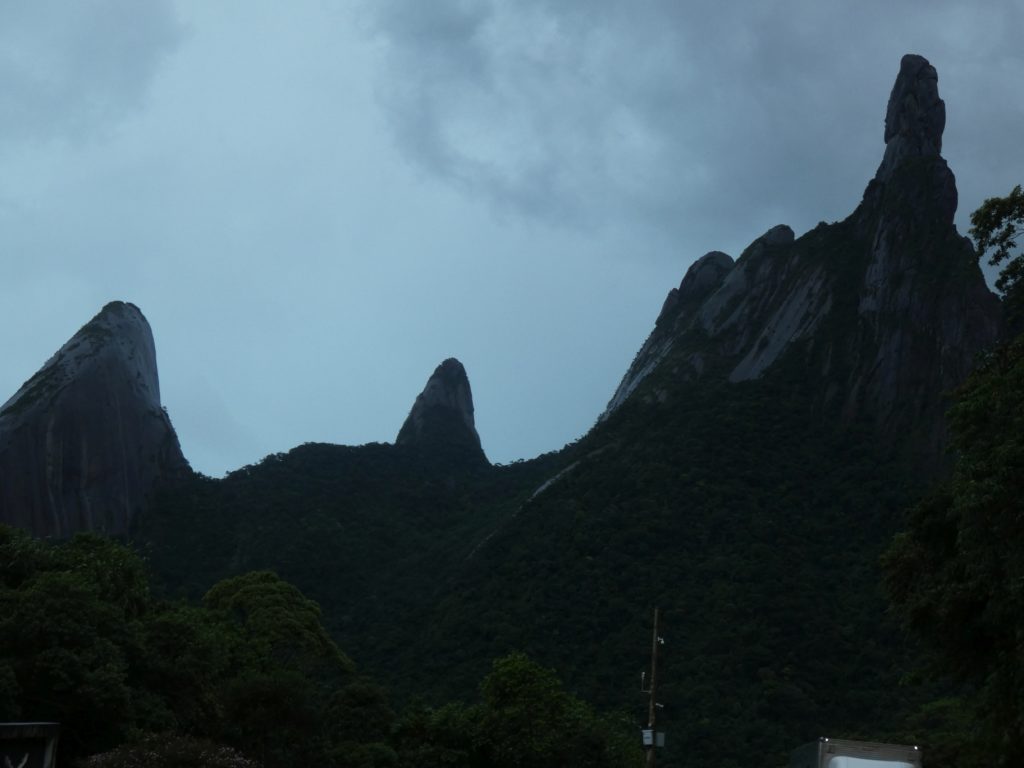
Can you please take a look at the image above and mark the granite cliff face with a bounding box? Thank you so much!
[0,301,188,537]
[396,358,486,463]
[603,54,1002,468]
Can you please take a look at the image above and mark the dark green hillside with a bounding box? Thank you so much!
[396,363,925,768]
[140,440,570,679]
[123,54,1006,768]
[139,337,928,768]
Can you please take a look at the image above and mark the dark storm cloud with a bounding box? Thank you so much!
[364,0,1024,253]
[0,0,184,146]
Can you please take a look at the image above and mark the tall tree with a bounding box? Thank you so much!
[0,530,148,761]
[971,184,1024,332]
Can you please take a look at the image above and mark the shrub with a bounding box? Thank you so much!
[79,733,260,768]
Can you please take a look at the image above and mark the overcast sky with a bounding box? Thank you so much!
[1,1,1021,477]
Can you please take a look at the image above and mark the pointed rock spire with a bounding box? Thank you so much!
[602,54,1001,472]
[397,358,486,463]
[876,53,946,181]
[864,53,957,225]
[0,301,189,537]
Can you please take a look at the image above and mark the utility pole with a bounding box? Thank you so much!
[645,607,660,768]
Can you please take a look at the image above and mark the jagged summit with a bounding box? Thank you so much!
[655,251,734,328]
[0,301,188,537]
[862,52,958,228]
[2,302,160,417]
[602,54,1001,470]
[876,54,946,183]
[396,358,486,463]
[603,251,735,415]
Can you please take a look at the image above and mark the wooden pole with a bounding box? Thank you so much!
[646,606,660,768]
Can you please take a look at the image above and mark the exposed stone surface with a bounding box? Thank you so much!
[602,251,735,417]
[396,358,486,462]
[602,54,1002,471]
[876,54,946,183]
[0,302,189,537]
[655,251,734,328]
[835,55,1000,462]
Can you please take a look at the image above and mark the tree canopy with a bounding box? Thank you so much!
[0,529,387,767]
[884,335,1024,765]
[390,653,639,768]
[970,184,1024,331]
[0,526,639,768]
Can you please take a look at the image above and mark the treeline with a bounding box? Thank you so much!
[0,527,638,768]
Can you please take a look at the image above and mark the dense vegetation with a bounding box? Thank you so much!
[401,367,928,767]
[882,185,1024,767]
[133,328,932,768]
[138,441,568,670]
[884,337,1024,767]
[0,528,638,767]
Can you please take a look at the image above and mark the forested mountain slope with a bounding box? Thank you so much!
[395,55,1000,765]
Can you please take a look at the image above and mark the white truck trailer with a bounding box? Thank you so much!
[788,737,922,768]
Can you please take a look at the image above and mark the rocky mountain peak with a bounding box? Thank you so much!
[656,251,735,328]
[601,54,1002,471]
[396,358,485,462]
[1,302,157,419]
[865,54,957,226]
[0,301,188,537]
[876,54,945,181]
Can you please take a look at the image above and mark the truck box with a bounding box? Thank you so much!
[789,737,922,768]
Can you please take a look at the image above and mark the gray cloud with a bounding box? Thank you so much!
[364,0,1024,254]
[0,0,184,147]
